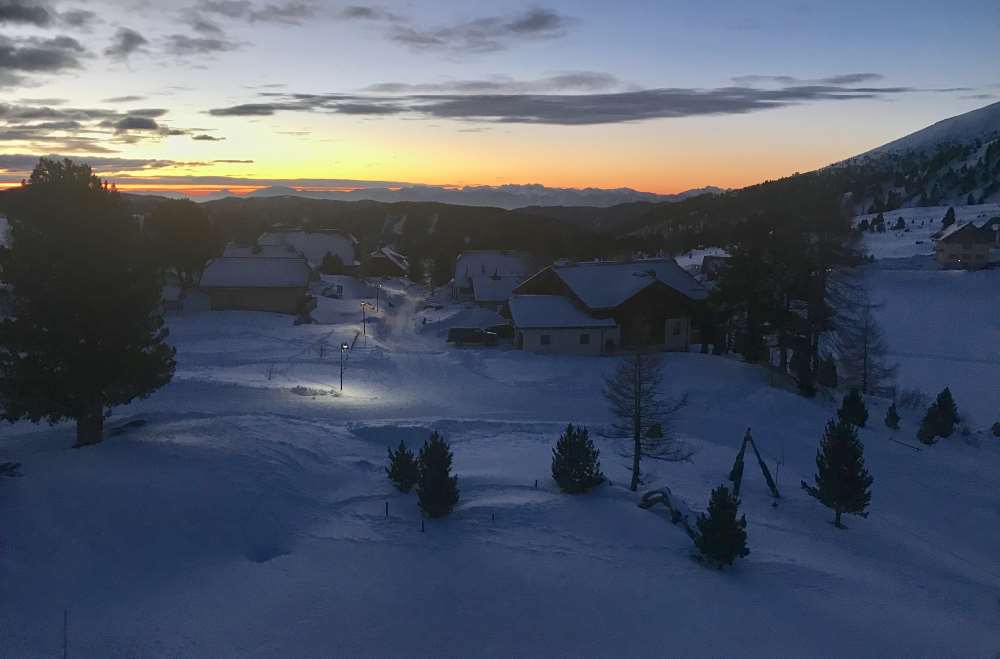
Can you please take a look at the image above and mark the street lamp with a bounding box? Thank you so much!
[375,282,382,312]
[339,342,349,391]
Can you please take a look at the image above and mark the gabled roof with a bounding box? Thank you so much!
[471,274,523,303]
[509,295,616,329]
[454,250,533,286]
[368,246,409,272]
[938,223,995,245]
[548,258,708,309]
[200,257,311,288]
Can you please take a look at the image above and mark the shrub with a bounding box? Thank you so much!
[694,485,749,569]
[884,403,900,430]
[551,424,604,494]
[417,432,460,518]
[386,440,419,492]
[991,422,1000,438]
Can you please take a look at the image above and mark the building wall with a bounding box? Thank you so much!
[935,243,992,269]
[663,317,691,351]
[204,287,306,314]
[518,326,619,356]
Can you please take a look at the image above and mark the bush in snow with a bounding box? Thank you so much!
[417,432,460,518]
[934,387,960,433]
[884,403,900,430]
[838,388,868,428]
[991,422,1000,439]
[941,206,956,229]
[801,417,873,529]
[551,424,604,494]
[386,440,419,493]
[694,485,749,569]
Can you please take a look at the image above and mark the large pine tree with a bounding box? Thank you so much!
[0,159,175,446]
[144,199,219,288]
[801,418,874,528]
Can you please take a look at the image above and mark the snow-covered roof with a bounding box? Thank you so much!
[258,230,359,267]
[938,223,994,245]
[200,257,311,288]
[550,258,708,309]
[454,250,533,288]
[509,295,616,329]
[369,246,409,272]
[223,243,302,259]
[471,274,523,303]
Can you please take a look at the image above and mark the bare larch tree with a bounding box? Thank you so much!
[603,349,691,491]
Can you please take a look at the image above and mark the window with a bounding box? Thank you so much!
[540,334,551,346]
[672,321,682,336]
[579,333,590,345]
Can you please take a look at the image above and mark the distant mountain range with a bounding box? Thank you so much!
[193,183,725,209]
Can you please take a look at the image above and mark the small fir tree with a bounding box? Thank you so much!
[838,388,869,427]
[417,432,460,518]
[551,424,604,494]
[817,356,838,389]
[934,387,959,436]
[917,404,943,444]
[884,403,900,430]
[790,345,816,397]
[385,440,419,492]
[941,206,956,229]
[801,418,873,528]
[694,485,749,569]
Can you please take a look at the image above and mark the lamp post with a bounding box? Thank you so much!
[339,342,349,391]
[375,282,382,312]
[361,301,374,347]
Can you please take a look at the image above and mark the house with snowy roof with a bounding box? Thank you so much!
[471,274,524,310]
[199,256,312,314]
[511,258,708,353]
[452,250,534,300]
[258,229,358,269]
[934,221,999,269]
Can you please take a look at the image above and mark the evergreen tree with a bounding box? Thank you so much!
[145,198,220,288]
[320,252,346,275]
[917,404,942,445]
[838,388,869,427]
[884,403,900,430]
[830,276,896,397]
[386,440,419,492]
[942,206,956,229]
[817,355,838,389]
[417,432,459,517]
[694,485,749,569]
[0,158,176,446]
[934,387,959,435]
[551,424,604,494]
[790,343,816,397]
[801,418,873,528]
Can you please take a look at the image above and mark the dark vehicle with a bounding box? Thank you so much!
[485,323,514,340]
[447,327,499,346]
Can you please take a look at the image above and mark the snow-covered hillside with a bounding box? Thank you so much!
[863,100,1000,157]
[1,279,999,658]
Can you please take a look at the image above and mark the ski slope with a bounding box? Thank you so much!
[1,279,998,658]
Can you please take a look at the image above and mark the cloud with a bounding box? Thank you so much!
[0,34,84,73]
[213,159,252,163]
[165,34,239,55]
[339,5,397,21]
[193,133,225,141]
[0,0,51,26]
[102,95,146,103]
[731,73,886,86]
[0,154,215,173]
[389,8,572,52]
[208,73,961,126]
[114,116,160,131]
[59,8,95,27]
[104,28,148,59]
[201,0,314,24]
[363,72,623,94]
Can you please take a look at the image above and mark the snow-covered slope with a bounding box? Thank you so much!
[863,100,1000,157]
[2,278,999,657]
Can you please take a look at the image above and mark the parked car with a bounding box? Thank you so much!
[485,323,514,340]
[447,327,498,346]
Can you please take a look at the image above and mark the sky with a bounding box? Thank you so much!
[1,0,998,197]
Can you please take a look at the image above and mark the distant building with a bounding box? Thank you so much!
[258,229,358,269]
[199,256,312,314]
[471,274,523,310]
[934,222,999,269]
[513,258,708,353]
[452,250,533,300]
[223,243,302,259]
[362,246,409,278]
[509,295,619,355]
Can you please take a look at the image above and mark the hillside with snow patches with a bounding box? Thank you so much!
[2,245,999,656]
